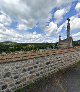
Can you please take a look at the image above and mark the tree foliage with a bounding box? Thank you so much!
[0,42,56,54]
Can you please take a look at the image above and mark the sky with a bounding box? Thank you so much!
[0,0,80,43]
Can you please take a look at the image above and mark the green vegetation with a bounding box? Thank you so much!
[0,40,79,54]
[0,42,56,54]
[74,40,80,46]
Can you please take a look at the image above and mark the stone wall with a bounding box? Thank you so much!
[0,50,80,92]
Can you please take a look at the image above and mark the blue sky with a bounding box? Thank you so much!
[0,0,80,43]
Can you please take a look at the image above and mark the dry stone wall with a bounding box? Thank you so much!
[0,50,80,92]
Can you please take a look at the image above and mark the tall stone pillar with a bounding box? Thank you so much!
[59,35,61,42]
[67,18,70,38]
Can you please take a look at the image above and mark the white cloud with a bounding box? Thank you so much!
[0,23,6,31]
[54,9,66,23]
[0,10,12,31]
[45,22,58,36]
[56,14,80,41]
[17,24,28,30]
[75,2,80,12]
[0,12,12,26]
[73,32,80,37]
[0,28,42,43]
[0,23,59,43]
[70,16,80,31]
[57,0,72,7]
[0,0,77,43]
[54,6,71,23]
[72,32,80,41]
[57,14,80,33]
[57,23,64,33]
[0,0,72,30]
[0,13,58,43]
[0,22,46,43]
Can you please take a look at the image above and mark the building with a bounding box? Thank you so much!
[57,18,73,49]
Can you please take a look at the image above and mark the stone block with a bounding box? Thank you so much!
[3,72,11,78]
[2,84,7,90]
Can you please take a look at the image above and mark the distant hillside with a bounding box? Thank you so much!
[0,40,79,54]
[1,41,17,44]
